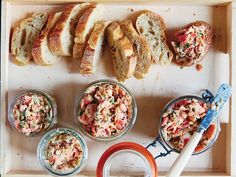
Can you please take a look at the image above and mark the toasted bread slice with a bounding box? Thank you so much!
[80,21,110,74]
[107,22,137,82]
[120,20,152,79]
[171,21,213,66]
[73,5,104,60]
[136,11,173,65]
[32,12,62,66]
[11,12,47,65]
[48,3,95,56]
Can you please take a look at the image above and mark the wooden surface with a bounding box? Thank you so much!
[1,1,236,177]
[2,0,236,6]
[227,2,236,176]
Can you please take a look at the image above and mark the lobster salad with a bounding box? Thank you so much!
[45,132,83,172]
[171,21,212,66]
[161,98,216,152]
[11,92,54,136]
[78,83,133,138]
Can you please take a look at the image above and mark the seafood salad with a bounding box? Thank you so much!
[171,22,212,65]
[161,98,216,152]
[78,83,133,138]
[11,92,53,136]
[45,132,83,172]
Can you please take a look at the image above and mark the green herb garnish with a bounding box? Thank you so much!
[185,43,190,48]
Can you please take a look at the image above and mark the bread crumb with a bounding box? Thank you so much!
[196,64,203,71]
[128,8,134,12]
[193,13,196,16]
[180,66,184,69]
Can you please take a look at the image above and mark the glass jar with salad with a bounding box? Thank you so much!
[160,95,219,155]
[37,128,88,177]
[74,80,137,141]
[8,90,57,136]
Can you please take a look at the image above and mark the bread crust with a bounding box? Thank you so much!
[48,3,95,56]
[172,21,213,66]
[107,22,137,82]
[75,7,95,42]
[32,39,44,65]
[11,55,28,66]
[136,10,173,65]
[48,4,74,56]
[32,12,62,66]
[73,43,86,60]
[11,12,47,65]
[120,20,152,79]
[136,10,167,33]
[80,21,110,74]
[73,5,103,59]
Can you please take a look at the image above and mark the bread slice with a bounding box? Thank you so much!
[80,21,110,74]
[48,3,95,56]
[107,22,137,82]
[73,5,104,60]
[32,12,62,66]
[136,11,173,65]
[171,21,213,66]
[11,12,47,65]
[120,20,152,79]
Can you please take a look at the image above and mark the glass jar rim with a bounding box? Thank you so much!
[74,79,137,141]
[8,89,57,137]
[159,95,220,155]
[37,127,88,177]
[96,142,158,177]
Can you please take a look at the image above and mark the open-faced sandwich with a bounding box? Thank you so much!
[171,21,213,66]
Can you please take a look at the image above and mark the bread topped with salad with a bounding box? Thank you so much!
[171,21,213,66]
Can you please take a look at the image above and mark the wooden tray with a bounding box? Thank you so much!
[1,0,236,176]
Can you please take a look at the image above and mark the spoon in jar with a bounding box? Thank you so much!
[166,83,231,177]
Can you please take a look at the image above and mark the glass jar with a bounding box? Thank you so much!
[74,80,137,141]
[37,127,88,177]
[8,90,57,137]
[96,142,158,177]
[159,95,220,155]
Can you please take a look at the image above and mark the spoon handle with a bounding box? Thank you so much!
[166,130,203,177]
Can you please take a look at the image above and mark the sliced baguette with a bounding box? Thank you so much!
[119,20,152,79]
[48,3,95,56]
[136,11,173,65]
[32,12,62,66]
[80,21,110,74]
[11,12,47,65]
[73,5,104,60]
[107,22,137,82]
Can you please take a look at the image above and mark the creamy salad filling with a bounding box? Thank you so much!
[161,98,216,152]
[12,92,53,136]
[78,83,133,138]
[45,133,83,172]
[172,24,211,64]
